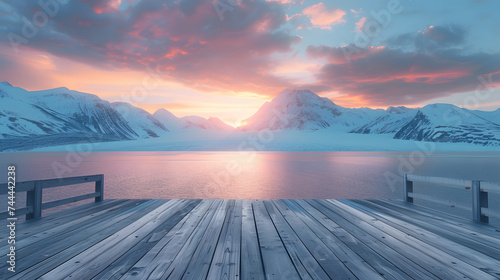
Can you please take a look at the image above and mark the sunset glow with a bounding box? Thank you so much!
[1,0,499,125]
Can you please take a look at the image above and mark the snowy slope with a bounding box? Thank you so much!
[352,106,417,134]
[112,102,169,138]
[467,108,500,126]
[2,82,500,150]
[153,109,182,130]
[394,104,500,146]
[239,89,384,131]
[30,87,137,139]
[0,83,136,140]
[153,109,234,131]
[182,116,234,130]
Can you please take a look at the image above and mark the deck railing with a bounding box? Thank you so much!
[404,174,500,223]
[0,174,104,220]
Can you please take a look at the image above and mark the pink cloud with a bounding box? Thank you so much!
[302,3,346,29]
[1,0,304,98]
[355,17,367,31]
[83,0,122,14]
[306,42,500,106]
[266,0,303,4]
[307,45,385,64]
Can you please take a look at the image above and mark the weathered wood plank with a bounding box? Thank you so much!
[0,200,145,257]
[290,199,419,280]
[7,200,164,280]
[0,180,35,194]
[2,199,499,280]
[407,192,469,210]
[38,174,104,189]
[120,199,218,279]
[38,199,185,279]
[239,200,265,280]
[177,200,232,280]
[0,199,128,239]
[263,200,331,280]
[41,192,101,210]
[26,180,42,219]
[406,174,472,188]
[149,199,224,280]
[61,200,191,280]
[0,175,103,195]
[93,200,202,280]
[372,200,500,247]
[206,199,242,280]
[279,200,370,279]
[306,199,442,279]
[252,200,301,280]
[95,176,104,202]
[357,200,500,253]
[343,199,500,277]
[482,207,500,220]
[480,181,500,194]
[326,199,497,280]
[0,206,32,219]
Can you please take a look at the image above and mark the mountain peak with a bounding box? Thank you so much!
[240,89,355,131]
[1,81,13,87]
[52,86,71,92]
[153,108,178,119]
[277,88,317,97]
[274,89,336,106]
[386,106,416,114]
[422,103,459,109]
[208,117,234,129]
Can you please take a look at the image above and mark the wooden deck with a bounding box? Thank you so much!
[1,199,500,280]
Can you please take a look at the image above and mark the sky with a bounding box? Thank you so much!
[0,0,499,126]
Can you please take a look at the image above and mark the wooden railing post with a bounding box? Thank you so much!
[472,180,489,223]
[26,180,42,220]
[403,174,413,203]
[95,175,104,202]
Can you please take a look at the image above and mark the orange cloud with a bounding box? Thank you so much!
[303,3,346,29]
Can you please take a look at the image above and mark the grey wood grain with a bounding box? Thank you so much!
[343,199,500,277]
[252,200,301,280]
[263,200,331,280]
[38,199,184,279]
[7,200,164,280]
[177,200,232,280]
[4,199,499,280]
[239,200,265,280]
[326,199,497,280]
[206,199,243,280]
[120,199,218,279]
[93,200,201,280]
[280,199,390,280]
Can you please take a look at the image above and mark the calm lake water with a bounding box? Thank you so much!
[1,151,499,224]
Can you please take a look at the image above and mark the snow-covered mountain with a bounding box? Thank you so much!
[394,104,500,146]
[112,102,169,138]
[468,108,500,125]
[238,89,500,146]
[2,83,500,150]
[153,109,234,131]
[352,106,418,134]
[0,83,136,141]
[239,89,385,131]
[0,82,237,150]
